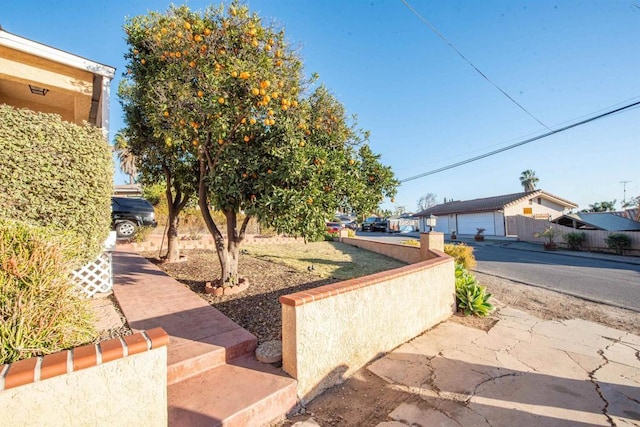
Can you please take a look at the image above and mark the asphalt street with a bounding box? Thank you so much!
[356,232,640,312]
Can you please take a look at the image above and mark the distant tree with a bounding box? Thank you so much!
[581,200,617,213]
[417,193,437,211]
[519,169,539,192]
[113,133,138,184]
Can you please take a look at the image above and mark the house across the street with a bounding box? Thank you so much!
[415,190,577,237]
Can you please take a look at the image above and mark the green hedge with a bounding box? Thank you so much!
[0,219,97,364]
[0,105,113,263]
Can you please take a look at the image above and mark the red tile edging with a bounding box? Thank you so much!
[279,251,451,307]
[0,327,169,391]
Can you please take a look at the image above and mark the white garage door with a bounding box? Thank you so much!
[457,212,495,235]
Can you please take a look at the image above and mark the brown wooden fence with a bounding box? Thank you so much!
[511,215,640,255]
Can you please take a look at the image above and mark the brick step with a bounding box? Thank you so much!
[168,354,297,427]
[167,326,256,385]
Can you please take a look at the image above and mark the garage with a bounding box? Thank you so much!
[456,212,496,235]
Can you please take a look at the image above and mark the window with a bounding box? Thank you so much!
[537,197,542,205]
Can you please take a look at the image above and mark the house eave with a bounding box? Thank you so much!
[0,29,115,79]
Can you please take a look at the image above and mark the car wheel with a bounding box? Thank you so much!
[115,220,137,238]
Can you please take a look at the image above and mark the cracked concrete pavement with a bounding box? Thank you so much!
[294,307,640,426]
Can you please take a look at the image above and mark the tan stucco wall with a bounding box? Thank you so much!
[505,198,568,219]
[0,347,168,426]
[340,236,422,264]
[282,256,455,403]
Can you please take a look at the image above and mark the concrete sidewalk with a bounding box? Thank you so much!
[294,307,640,426]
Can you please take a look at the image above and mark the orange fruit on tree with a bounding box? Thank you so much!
[189,61,196,68]
[243,135,250,142]
[231,71,238,78]
[204,28,212,36]
[197,90,204,97]
[307,197,313,205]
[163,111,169,117]
[218,97,225,104]
[349,159,355,165]
[249,118,257,125]
[240,117,247,124]
[267,169,272,174]
[265,44,272,51]
[260,80,270,89]
[298,141,305,147]
[251,88,260,96]
[175,52,182,58]
[184,22,191,30]
[194,34,202,42]
[218,139,224,145]
[141,58,146,64]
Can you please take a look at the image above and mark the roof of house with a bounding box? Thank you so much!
[415,190,577,217]
[553,212,640,231]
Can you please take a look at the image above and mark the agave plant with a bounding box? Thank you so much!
[454,264,494,316]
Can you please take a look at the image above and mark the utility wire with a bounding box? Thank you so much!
[400,0,551,131]
[400,100,640,183]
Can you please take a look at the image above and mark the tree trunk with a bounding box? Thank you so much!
[165,213,180,262]
[163,164,190,263]
[198,157,253,286]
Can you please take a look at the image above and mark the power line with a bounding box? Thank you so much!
[400,100,640,183]
[400,0,551,131]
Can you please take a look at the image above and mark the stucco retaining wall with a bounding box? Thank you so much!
[280,242,454,403]
[0,328,169,426]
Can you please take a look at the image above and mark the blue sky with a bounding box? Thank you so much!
[3,0,639,212]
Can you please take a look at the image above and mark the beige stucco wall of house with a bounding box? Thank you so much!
[505,197,569,219]
[282,256,455,403]
[0,347,168,426]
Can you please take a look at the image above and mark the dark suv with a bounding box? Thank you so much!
[111,197,157,238]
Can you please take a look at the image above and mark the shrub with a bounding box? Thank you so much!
[0,219,97,364]
[444,243,477,270]
[400,239,419,247]
[324,231,339,241]
[605,233,632,255]
[132,225,155,243]
[454,264,493,316]
[0,105,113,263]
[563,232,586,251]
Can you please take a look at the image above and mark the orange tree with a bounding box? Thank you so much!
[122,3,397,285]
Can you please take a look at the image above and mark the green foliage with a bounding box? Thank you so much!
[563,231,586,251]
[132,225,155,243]
[0,219,97,364]
[534,226,562,244]
[142,182,166,206]
[324,231,339,241]
[0,105,113,263]
[582,200,617,213]
[444,243,477,270]
[605,233,631,255]
[454,264,494,317]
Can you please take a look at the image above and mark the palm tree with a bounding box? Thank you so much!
[113,133,138,184]
[519,169,539,192]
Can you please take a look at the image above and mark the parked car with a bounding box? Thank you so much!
[326,222,342,233]
[370,219,388,232]
[361,217,388,232]
[111,197,157,238]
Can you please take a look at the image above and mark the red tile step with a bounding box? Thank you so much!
[169,354,297,427]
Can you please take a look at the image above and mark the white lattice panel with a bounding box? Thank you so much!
[72,251,113,298]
